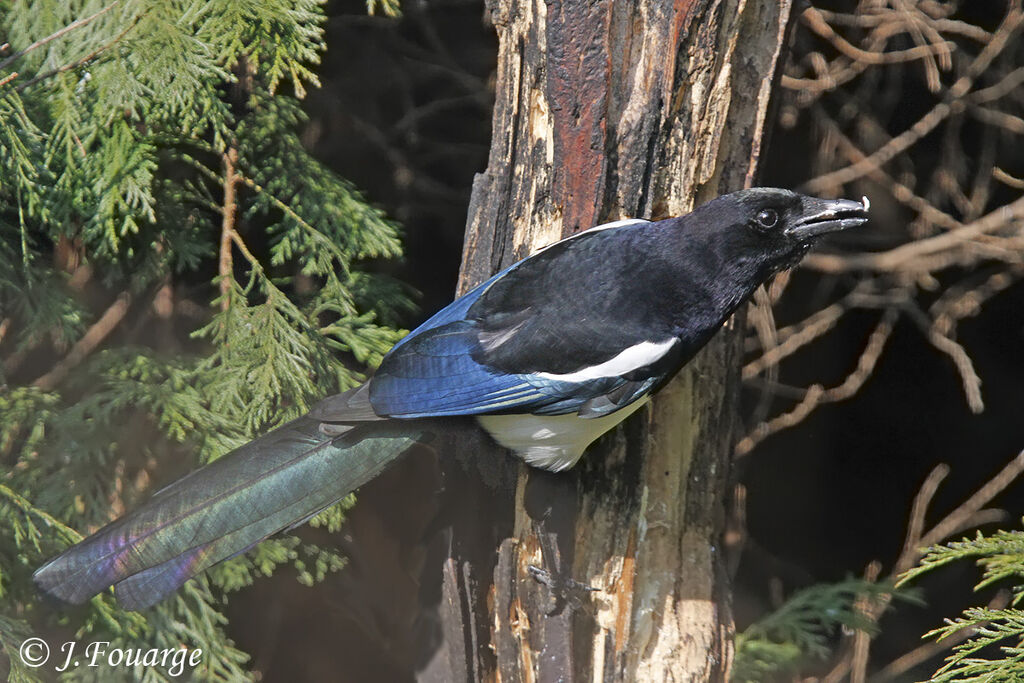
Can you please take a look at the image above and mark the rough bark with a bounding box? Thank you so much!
[433,0,795,680]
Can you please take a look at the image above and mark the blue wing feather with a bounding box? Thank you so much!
[387,267,511,354]
[369,320,548,417]
[371,221,664,419]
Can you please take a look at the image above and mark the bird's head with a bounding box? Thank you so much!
[687,187,869,281]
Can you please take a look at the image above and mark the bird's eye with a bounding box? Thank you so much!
[756,209,779,229]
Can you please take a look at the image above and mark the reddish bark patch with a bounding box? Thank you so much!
[546,0,611,235]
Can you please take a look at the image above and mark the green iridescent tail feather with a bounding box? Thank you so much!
[34,417,423,610]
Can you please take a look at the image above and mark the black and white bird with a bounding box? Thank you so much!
[34,187,869,609]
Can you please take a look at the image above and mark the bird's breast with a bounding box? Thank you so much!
[476,397,650,472]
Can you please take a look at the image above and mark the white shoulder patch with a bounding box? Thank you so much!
[585,218,651,233]
[536,338,678,383]
[533,218,650,255]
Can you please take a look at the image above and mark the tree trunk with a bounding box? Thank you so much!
[426,0,794,680]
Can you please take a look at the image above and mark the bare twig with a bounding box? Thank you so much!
[970,105,1024,135]
[802,4,1024,193]
[737,309,897,455]
[970,66,1024,103]
[850,561,883,683]
[919,451,1024,550]
[931,267,1023,336]
[219,147,239,311]
[901,302,984,412]
[802,6,954,67]
[746,286,779,427]
[902,464,950,561]
[994,167,1024,189]
[31,292,132,391]
[743,285,869,379]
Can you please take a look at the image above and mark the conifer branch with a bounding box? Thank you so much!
[14,19,138,93]
[236,171,336,248]
[825,450,1024,680]
[31,292,132,391]
[219,147,239,311]
[0,3,406,675]
[0,483,82,544]
[0,1,121,73]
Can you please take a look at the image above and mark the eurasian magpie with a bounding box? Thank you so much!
[34,188,868,610]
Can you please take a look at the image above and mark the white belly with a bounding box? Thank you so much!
[476,398,650,472]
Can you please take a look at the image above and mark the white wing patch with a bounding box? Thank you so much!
[536,338,678,383]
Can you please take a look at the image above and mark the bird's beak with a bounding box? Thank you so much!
[785,196,870,241]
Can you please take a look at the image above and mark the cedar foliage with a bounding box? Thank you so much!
[0,1,406,680]
[900,525,1024,681]
[733,578,918,680]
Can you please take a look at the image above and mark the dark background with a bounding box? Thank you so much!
[225,1,1024,679]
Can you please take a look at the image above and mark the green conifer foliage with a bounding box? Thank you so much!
[0,2,407,679]
[901,526,1024,681]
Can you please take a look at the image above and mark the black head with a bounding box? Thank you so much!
[688,187,869,280]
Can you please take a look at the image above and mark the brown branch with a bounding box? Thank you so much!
[31,292,132,391]
[781,4,979,97]
[802,7,955,67]
[813,9,993,44]
[746,286,779,427]
[895,1,948,92]
[919,450,1024,550]
[5,263,98,376]
[886,452,1024,583]
[900,303,984,413]
[743,289,862,379]
[219,147,239,311]
[818,108,962,231]
[964,122,998,223]
[969,105,1024,135]
[931,267,1023,336]
[902,464,950,562]
[802,4,1024,193]
[0,71,16,88]
[736,309,897,456]
[0,1,121,72]
[804,98,955,193]
[970,66,1024,103]
[994,167,1024,189]
[849,561,882,683]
